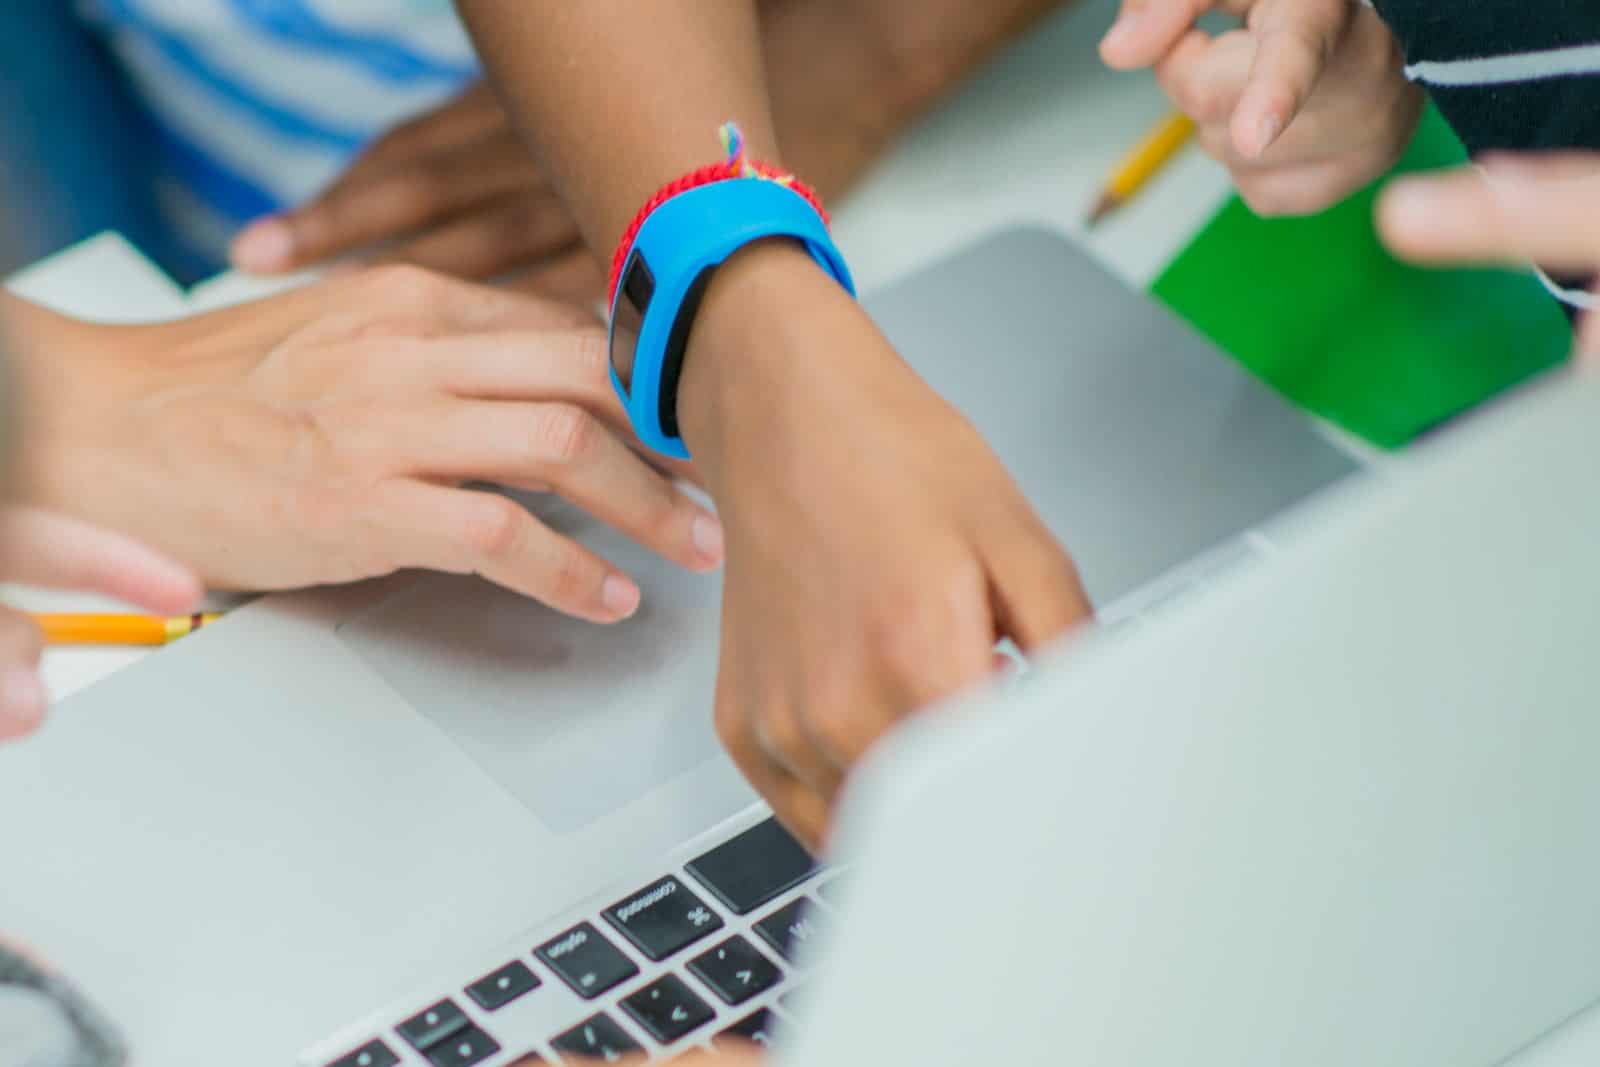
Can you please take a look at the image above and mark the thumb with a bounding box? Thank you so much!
[0,509,202,615]
[1231,0,1350,158]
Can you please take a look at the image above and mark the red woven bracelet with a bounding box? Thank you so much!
[607,122,829,308]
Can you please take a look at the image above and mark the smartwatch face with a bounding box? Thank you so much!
[609,251,654,393]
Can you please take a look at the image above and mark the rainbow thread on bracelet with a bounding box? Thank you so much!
[608,122,828,307]
[718,121,796,188]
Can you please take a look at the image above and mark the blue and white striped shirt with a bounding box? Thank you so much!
[76,0,481,259]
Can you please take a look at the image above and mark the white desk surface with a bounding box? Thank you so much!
[7,0,1599,1061]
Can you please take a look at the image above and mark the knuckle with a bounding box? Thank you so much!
[1162,69,1206,119]
[460,495,525,560]
[532,403,599,465]
[546,545,598,605]
[809,702,866,763]
[372,170,445,221]
[756,705,804,758]
[363,262,443,306]
[867,560,988,680]
[636,484,684,542]
[1179,78,1235,125]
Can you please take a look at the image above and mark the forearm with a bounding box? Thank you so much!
[452,1,843,488]
[453,1,779,257]
[763,0,1072,197]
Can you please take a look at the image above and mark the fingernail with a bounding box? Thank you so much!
[691,514,724,564]
[1101,8,1142,52]
[1251,114,1283,158]
[231,218,294,272]
[0,669,46,740]
[602,576,641,619]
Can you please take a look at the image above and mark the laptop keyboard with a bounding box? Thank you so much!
[307,815,827,1066]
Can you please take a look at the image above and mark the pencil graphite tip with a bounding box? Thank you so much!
[1086,191,1122,227]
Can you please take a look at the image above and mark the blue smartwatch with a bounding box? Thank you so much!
[607,177,855,459]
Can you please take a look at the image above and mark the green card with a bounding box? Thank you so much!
[1151,106,1572,450]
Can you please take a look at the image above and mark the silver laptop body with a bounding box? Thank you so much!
[794,367,1600,1067]
[0,229,1359,1066]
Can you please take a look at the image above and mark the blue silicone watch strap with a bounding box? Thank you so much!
[608,178,855,459]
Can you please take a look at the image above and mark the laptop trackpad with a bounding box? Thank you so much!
[336,515,728,834]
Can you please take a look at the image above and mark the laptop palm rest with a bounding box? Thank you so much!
[336,228,1360,833]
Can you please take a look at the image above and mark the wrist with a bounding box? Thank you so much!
[0,301,123,509]
[675,239,856,488]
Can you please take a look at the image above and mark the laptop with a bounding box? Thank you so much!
[0,228,1361,1065]
[791,364,1600,1067]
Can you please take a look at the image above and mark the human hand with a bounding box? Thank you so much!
[230,83,605,304]
[1100,0,1423,216]
[679,244,1093,850]
[229,0,1005,302]
[1378,153,1600,354]
[0,509,200,739]
[8,266,722,623]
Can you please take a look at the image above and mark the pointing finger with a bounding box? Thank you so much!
[1232,0,1350,157]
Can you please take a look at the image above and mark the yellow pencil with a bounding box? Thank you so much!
[30,613,224,647]
[1087,111,1197,226]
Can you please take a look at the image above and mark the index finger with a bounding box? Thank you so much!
[984,510,1094,652]
[1231,0,1350,157]
[421,329,622,418]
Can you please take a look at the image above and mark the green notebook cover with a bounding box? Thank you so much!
[1151,106,1572,449]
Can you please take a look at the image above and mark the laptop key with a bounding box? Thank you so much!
[397,999,470,1052]
[465,960,541,1011]
[604,875,725,961]
[535,921,639,999]
[754,897,826,962]
[687,935,782,1005]
[620,974,715,1044]
[550,1012,642,1062]
[325,1039,399,1067]
[685,818,816,915]
[714,1009,776,1050]
[423,1025,500,1067]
